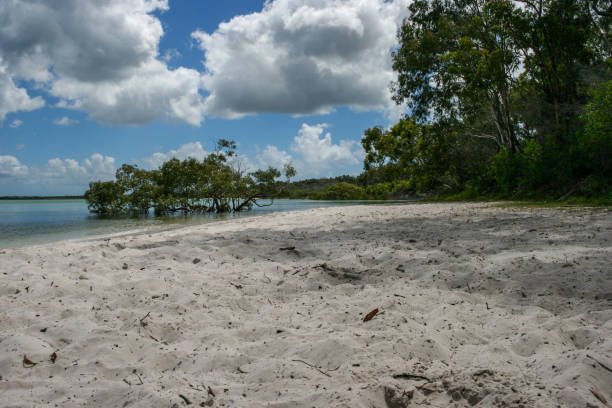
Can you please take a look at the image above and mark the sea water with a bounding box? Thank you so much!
[0,199,393,248]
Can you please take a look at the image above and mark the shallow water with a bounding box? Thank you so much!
[0,199,397,248]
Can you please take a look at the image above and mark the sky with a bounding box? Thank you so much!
[0,0,410,195]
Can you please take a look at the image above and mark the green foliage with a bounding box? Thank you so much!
[365,0,611,201]
[580,80,612,178]
[365,183,393,200]
[310,182,367,200]
[283,163,296,182]
[275,175,361,198]
[85,141,289,215]
[83,181,125,215]
[307,180,416,201]
[361,118,496,195]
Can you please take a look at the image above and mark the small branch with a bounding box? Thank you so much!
[393,373,432,382]
[291,359,333,377]
[587,355,612,374]
[179,394,192,405]
[139,311,151,326]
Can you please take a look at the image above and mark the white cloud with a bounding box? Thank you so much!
[0,153,116,191]
[162,48,181,63]
[141,142,209,169]
[0,155,29,178]
[9,119,23,128]
[16,144,25,150]
[192,0,409,118]
[256,123,364,178]
[0,0,206,126]
[52,116,79,126]
[43,154,116,182]
[1,0,410,125]
[291,123,362,166]
[0,70,45,121]
[256,145,293,169]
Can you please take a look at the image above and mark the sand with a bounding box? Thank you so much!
[1,202,611,407]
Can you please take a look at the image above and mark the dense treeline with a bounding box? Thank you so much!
[84,140,294,215]
[360,0,611,201]
[0,196,84,200]
[276,179,414,200]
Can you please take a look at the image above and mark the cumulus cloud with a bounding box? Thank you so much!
[292,123,362,166]
[9,119,23,128]
[256,123,364,178]
[0,0,206,125]
[52,116,79,126]
[0,153,116,191]
[257,145,294,169]
[193,0,409,118]
[42,154,116,182]
[1,0,410,125]
[0,70,45,121]
[0,155,29,178]
[141,142,209,169]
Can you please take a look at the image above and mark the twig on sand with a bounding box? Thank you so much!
[139,312,151,327]
[393,373,432,383]
[590,389,611,408]
[291,359,334,377]
[588,355,612,374]
[179,394,192,405]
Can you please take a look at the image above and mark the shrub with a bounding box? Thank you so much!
[310,182,366,200]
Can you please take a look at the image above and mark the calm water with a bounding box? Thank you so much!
[0,199,392,248]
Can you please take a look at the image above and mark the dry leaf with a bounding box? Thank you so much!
[363,308,379,322]
[23,355,37,367]
[50,352,57,363]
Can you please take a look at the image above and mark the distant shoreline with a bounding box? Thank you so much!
[0,196,84,200]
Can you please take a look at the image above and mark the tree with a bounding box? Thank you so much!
[84,140,293,215]
[361,118,496,193]
[283,163,296,182]
[393,0,525,152]
[115,164,155,213]
[392,0,609,151]
[580,80,612,177]
[84,181,125,215]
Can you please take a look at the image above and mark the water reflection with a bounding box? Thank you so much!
[0,199,405,248]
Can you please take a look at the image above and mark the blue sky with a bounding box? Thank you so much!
[0,0,409,195]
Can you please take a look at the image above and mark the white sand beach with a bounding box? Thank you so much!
[1,203,611,408]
